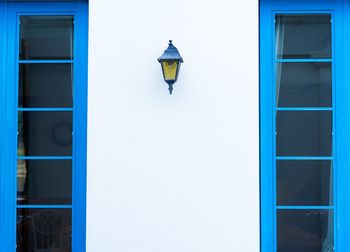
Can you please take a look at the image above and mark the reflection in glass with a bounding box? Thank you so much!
[17,111,72,156]
[277,210,333,252]
[20,16,74,60]
[276,111,332,156]
[277,160,332,206]
[276,62,332,107]
[276,15,331,59]
[17,208,71,252]
[19,63,73,108]
[17,160,72,205]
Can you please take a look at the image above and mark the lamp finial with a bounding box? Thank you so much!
[168,83,173,95]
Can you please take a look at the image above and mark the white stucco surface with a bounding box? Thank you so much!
[87,0,259,251]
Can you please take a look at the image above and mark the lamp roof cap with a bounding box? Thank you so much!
[158,40,183,63]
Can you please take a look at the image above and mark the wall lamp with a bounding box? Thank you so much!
[158,40,183,94]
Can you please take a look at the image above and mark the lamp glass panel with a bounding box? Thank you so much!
[162,61,178,81]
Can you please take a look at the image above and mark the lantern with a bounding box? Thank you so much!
[158,40,183,94]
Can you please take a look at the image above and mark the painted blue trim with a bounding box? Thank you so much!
[17,107,73,111]
[16,205,73,209]
[260,1,275,251]
[276,58,332,63]
[340,1,348,250]
[272,10,278,249]
[4,3,18,250]
[17,156,73,160]
[334,1,350,250]
[262,1,335,11]
[276,206,334,210]
[71,2,88,252]
[0,3,10,252]
[330,10,338,252]
[19,59,74,63]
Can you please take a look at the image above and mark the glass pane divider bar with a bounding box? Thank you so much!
[17,108,73,111]
[275,107,333,111]
[19,59,74,64]
[276,156,333,160]
[17,156,72,160]
[276,206,334,210]
[16,205,72,209]
[275,58,332,63]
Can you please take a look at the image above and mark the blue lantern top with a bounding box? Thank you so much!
[158,40,183,63]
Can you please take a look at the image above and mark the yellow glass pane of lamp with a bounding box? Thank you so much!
[162,61,178,81]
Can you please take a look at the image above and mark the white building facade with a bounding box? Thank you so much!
[3,0,350,251]
[87,0,259,251]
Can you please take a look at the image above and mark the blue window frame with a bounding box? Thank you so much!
[0,2,88,251]
[260,0,350,251]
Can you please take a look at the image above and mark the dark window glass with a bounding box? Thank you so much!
[19,63,73,108]
[277,160,332,206]
[276,62,332,107]
[276,15,331,59]
[276,111,332,156]
[20,16,74,60]
[277,210,333,252]
[17,111,72,156]
[16,15,75,252]
[17,160,72,205]
[17,208,71,252]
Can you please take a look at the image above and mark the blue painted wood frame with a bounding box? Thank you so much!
[0,2,88,251]
[260,0,350,251]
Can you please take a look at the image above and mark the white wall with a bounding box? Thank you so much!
[87,0,259,251]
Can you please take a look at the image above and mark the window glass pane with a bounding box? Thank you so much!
[17,208,71,252]
[276,111,332,156]
[17,160,72,205]
[18,111,72,156]
[277,210,333,252]
[19,63,73,108]
[277,160,332,206]
[276,15,331,59]
[20,16,74,60]
[276,62,332,107]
